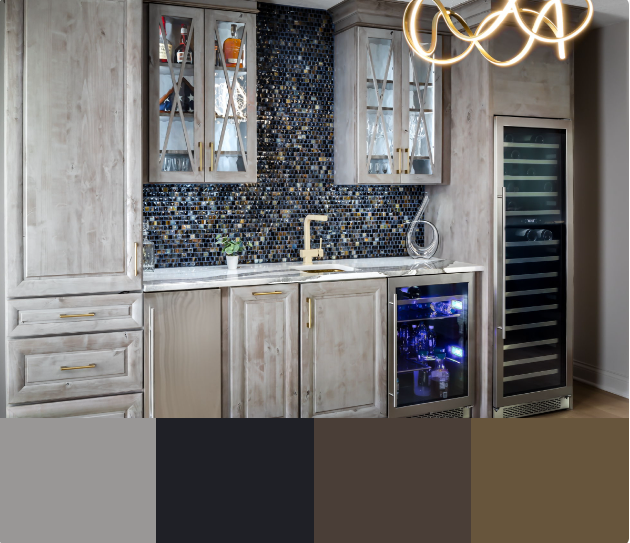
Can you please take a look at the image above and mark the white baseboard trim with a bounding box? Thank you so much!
[573,360,629,399]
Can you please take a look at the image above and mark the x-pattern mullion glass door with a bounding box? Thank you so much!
[149,4,205,183]
[206,10,257,183]
[401,33,442,184]
[358,27,402,184]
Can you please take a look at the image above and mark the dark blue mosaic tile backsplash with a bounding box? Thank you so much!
[143,3,426,268]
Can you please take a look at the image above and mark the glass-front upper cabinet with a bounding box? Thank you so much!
[334,27,444,185]
[149,5,256,184]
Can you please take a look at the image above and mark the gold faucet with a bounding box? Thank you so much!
[300,214,328,265]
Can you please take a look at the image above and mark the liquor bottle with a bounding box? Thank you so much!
[430,353,449,399]
[174,24,193,64]
[543,181,555,192]
[510,149,520,159]
[427,326,436,356]
[415,322,429,352]
[512,228,537,241]
[143,221,155,272]
[533,229,553,241]
[159,17,172,64]
[506,182,519,193]
[223,24,243,69]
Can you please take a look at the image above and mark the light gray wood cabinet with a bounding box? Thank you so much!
[223,285,299,418]
[7,293,143,338]
[332,19,444,185]
[7,393,144,418]
[144,289,222,418]
[7,331,143,405]
[4,0,143,297]
[300,279,388,418]
[148,4,256,184]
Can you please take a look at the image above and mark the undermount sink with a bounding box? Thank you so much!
[291,264,355,273]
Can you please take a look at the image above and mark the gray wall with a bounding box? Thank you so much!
[573,21,629,397]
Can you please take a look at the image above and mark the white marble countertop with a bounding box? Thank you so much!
[142,257,484,292]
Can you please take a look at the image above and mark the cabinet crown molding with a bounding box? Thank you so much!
[144,0,258,14]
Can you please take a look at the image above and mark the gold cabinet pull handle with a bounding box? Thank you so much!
[61,364,96,371]
[396,148,401,174]
[306,297,312,329]
[134,242,138,277]
[198,141,203,171]
[209,142,214,172]
[60,313,95,319]
[253,291,283,296]
[404,148,409,174]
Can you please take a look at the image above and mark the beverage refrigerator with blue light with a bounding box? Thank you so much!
[493,116,573,418]
[388,273,476,418]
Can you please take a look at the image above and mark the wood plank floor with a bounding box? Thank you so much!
[533,380,628,418]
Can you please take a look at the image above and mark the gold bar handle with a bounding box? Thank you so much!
[253,291,283,296]
[404,148,409,174]
[134,242,138,277]
[61,364,96,371]
[198,142,203,172]
[60,313,95,319]
[209,142,214,172]
[396,148,401,174]
[306,297,312,329]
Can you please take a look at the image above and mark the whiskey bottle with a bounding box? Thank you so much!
[159,17,172,63]
[223,24,243,69]
[174,24,193,64]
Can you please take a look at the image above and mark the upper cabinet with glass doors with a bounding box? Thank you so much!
[332,5,445,185]
[148,4,256,184]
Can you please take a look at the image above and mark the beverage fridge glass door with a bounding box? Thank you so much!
[395,281,469,407]
[501,124,568,397]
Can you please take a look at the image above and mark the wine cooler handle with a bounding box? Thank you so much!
[149,307,155,419]
[501,186,506,340]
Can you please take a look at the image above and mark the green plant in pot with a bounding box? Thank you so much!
[216,235,252,270]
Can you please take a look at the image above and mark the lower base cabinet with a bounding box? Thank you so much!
[300,279,388,418]
[223,285,299,418]
[144,289,222,418]
[6,394,143,418]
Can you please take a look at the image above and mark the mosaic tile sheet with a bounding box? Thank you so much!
[143,3,426,268]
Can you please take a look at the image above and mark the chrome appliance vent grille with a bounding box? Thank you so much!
[501,398,563,418]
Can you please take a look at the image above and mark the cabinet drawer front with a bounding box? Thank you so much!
[6,393,143,418]
[8,332,143,405]
[8,294,143,338]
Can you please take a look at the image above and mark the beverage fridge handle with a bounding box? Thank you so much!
[149,307,155,419]
[501,187,506,340]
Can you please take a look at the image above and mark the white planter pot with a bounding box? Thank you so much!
[226,255,239,270]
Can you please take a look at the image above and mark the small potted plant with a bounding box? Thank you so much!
[216,234,251,270]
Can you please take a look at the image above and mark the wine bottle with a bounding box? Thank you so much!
[223,24,243,69]
[174,24,193,64]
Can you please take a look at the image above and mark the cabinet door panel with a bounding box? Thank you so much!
[358,27,402,185]
[7,393,143,418]
[226,285,299,418]
[144,290,221,418]
[5,0,142,297]
[401,33,443,184]
[148,4,205,184]
[300,279,387,418]
[206,9,257,183]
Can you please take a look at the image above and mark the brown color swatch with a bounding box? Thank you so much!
[315,419,472,543]
[471,419,629,543]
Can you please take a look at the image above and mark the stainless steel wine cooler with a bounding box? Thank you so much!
[388,274,476,418]
[493,117,573,418]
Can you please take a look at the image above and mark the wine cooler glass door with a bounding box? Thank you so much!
[149,5,205,183]
[389,274,475,417]
[495,118,573,406]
